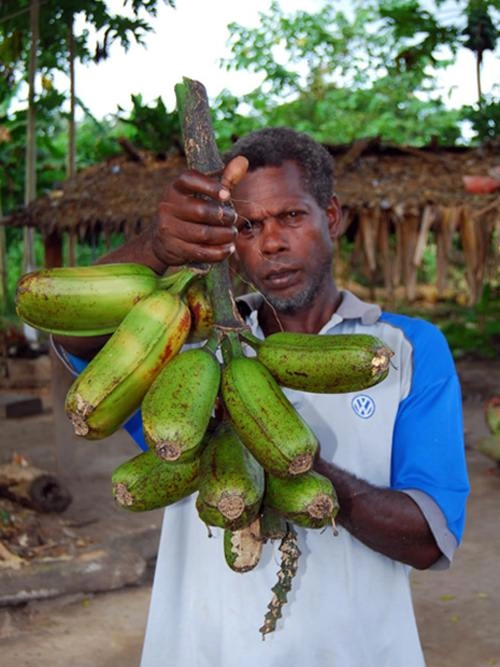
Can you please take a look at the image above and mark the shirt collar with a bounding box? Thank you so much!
[236,290,381,334]
[335,290,381,325]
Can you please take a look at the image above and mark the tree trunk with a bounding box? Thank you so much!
[67,17,76,181]
[23,0,40,343]
[0,198,6,315]
[24,0,39,265]
[476,52,482,105]
[66,16,77,267]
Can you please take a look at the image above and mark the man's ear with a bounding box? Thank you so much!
[326,196,343,241]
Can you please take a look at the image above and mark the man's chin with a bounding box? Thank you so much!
[262,289,311,314]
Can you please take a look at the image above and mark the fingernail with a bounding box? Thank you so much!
[219,188,230,201]
[228,243,236,254]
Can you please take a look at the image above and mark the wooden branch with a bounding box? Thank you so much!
[338,137,381,170]
[117,137,143,163]
[385,143,448,164]
[471,196,500,220]
[175,78,245,332]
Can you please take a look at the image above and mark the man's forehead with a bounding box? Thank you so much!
[233,193,313,218]
[232,163,312,212]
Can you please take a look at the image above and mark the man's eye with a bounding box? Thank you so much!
[238,218,254,235]
[283,210,302,223]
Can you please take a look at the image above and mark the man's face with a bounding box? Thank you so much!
[232,161,340,314]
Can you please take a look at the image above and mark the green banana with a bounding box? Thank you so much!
[196,421,265,530]
[223,517,263,573]
[242,331,394,393]
[485,397,500,437]
[15,263,161,336]
[264,470,339,529]
[65,289,191,440]
[477,434,500,463]
[221,356,318,478]
[142,347,221,462]
[184,278,215,343]
[112,450,200,512]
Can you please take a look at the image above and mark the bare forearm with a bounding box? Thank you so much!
[315,458,441,569]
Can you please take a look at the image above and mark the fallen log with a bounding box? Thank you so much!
[0,462,72,513]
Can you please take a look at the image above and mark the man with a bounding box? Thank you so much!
[54,127,469,666]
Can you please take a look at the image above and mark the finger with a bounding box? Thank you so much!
[176,238,236,264]
[219,156,249,199]
[182,220,236,246]
[173,170,225,201]
[159,200,239,231]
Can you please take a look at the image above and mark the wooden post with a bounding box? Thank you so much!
[44,231,63,268]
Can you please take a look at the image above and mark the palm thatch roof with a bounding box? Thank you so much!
[2,137,498,305]
[1,138,498,239]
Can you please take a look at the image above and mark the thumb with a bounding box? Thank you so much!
[219,156,249,198]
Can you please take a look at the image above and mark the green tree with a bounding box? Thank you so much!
[0,0,176,315]
[462,0,498,102]
[117,94,182,153]
[218,0,498,145]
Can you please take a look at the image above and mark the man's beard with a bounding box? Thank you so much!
[258,260,331,315]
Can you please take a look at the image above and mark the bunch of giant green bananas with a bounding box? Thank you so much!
[16,261,394,574]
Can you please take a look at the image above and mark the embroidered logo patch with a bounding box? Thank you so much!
[351,394,376,419]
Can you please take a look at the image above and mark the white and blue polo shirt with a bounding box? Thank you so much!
[55,290,469,667]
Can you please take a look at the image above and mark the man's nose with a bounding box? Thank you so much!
[260,218,289,254]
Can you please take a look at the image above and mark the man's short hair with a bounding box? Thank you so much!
[223,127,335,209]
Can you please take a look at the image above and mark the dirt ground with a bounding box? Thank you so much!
[0,357,499,667]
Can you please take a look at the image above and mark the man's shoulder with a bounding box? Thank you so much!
[379,311,448,348]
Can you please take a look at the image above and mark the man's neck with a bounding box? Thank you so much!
[259,288,342,335]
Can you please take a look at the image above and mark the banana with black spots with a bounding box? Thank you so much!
[65,289,191,440]
[242,331,393,394]
[196,421,265,530]
[221,356,318,478]
[16,263,162,336]
[264,470,339,529]
[112,450,200,512]
[142,346,221,462]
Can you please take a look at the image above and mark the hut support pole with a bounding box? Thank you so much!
[44,231,63,269]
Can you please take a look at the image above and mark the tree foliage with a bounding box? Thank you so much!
[215,0,498,146]
[0,0,498,217]
[0,1,170,97]
[0,0,175,210]
[116,94,182,153]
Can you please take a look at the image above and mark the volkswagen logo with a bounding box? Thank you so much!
[351,394,376,419]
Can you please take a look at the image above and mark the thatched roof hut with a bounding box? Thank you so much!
[2,138,499,304]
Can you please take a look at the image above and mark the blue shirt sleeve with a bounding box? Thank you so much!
[65,351,148,452]
[385,316,470,544]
